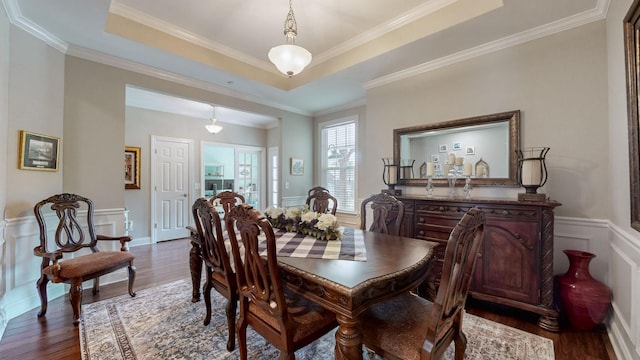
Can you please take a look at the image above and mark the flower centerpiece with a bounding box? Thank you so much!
[264,205,343,240]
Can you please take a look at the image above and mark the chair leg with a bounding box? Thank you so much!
[454,331,468,360]
[36,274,49,318]
[203,273,213,326]
[69,279,83,325]
[279,352,295,360]
[92,277,100,295]
[237,314,248,360]
[127,263,136,297]
[225,296,237,351]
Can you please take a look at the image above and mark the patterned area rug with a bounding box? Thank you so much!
[79,279,554,360]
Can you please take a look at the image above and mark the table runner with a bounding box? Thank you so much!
[258,227,366,261]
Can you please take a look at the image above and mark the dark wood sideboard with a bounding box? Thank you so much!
[397,195,561,332]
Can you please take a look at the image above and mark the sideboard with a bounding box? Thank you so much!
[397,195,561,332]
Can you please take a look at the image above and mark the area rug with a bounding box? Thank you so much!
[79,279,554,360]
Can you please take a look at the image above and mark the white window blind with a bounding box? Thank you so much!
[322,120,356,212]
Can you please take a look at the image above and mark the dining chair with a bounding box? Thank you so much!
[359,192,405,236]
[305,187,338,215]
[33,193,136,325]
[192,197,238,351]
[359,208,486,360]
[212,190,246,214]
[226,203,338,360]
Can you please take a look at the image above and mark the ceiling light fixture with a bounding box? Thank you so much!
[206,105,223,134]
[268,0,312,77]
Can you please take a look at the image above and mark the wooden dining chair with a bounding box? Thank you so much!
[305,187,338,215]
[212,190,245,214]
[360,192,405,236]
[192,197,238,352]
[359,208,486,360]
[33,193,136,325]
[225,204,338,360]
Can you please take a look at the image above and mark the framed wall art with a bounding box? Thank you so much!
[125,146,141,189]
[290,157,304,176]
[18,130,60,171]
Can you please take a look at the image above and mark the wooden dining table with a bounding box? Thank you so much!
[188,227,437,360]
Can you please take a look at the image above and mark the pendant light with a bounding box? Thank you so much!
[268,0,312,77]
[206,105,223,134]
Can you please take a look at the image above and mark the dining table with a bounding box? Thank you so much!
[187,226,437,360]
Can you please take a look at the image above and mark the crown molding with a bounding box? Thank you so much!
[2,0,67,53]
[313,98,367,118]
[66,45,311,117]
[108,2,276,74]
[363,0,609,89]
[314,0,458,64]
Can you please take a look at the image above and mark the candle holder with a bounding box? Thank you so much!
[382,157,402,196]
[426,176,433,197]
[516,147,550,202]
[463,176,472,199]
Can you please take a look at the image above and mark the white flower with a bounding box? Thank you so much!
[285,208,301,219]
[301,211,319,223]
[316,213,337,231]
[264,206,284,218]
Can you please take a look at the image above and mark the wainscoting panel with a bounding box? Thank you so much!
[0,220,6,339]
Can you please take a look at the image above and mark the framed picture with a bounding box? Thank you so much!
[438,144,448,153]
[290,157,304,176]
[125,146,141,189]
[465,146,476,155]
[431,154,441,163]
[452,142,462,151]
[18,130,60,171]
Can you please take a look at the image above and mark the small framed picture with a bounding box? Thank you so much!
[431,154,440,163]
[452,142,462,151]
[18,130,60,171]
[290,157,304,176]
[125,146,141,189]
[438,144,448,153]
[465,146,475,155]
[434,163,443,172]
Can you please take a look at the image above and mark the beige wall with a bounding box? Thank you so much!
[1,4,9,219]
[63,56,311,213]
[5,28,64,219]
[364,21,609,219]
[125,105,267,239]
[280,115,314,198]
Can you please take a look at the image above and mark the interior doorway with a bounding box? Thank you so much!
[152,136,192,242]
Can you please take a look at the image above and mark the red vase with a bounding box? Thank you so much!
[556,250,611,330]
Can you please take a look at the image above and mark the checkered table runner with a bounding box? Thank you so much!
[258,227,366,261]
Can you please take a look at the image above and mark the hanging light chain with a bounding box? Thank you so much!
[283,0,298,44]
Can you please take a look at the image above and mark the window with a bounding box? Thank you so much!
[321,118,357,212]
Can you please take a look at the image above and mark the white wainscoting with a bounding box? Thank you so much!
[0,209,129,339]
[1,209,639,359]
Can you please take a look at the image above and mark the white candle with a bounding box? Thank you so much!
[388,165,398,184]
[521,160,542,186]
[456,157,464,166]
[444,164,451,175]
[448,153,456,165]
[426,162,434,176]
[463,163,472,176]
[476,165,484,177]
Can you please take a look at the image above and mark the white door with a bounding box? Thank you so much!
[153,136,191,242]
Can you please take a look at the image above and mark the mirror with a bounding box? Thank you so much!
[624,3,640,232]
[393,110,521,187]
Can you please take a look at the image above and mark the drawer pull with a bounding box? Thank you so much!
[418,217,425,223]
[439,206,445,211]
[418,230,425,236]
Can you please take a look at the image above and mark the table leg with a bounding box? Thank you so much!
[334,314,363,360]
[189,238,203,303]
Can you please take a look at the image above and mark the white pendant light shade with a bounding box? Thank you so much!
[268,44,312,77]
[206,105,223,134]
[269,0,311,77]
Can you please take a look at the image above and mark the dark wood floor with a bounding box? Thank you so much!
[0,238,617,360]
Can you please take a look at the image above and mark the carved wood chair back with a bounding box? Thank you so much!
[359,192,405,236]
[225,203,338,360]
[33,193,136,324]
[212,191,246,214]
[305,188,338,215]
[360,208,486,360]
[192,197,238,351]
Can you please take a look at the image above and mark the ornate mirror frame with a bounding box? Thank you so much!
[624,0,640,232]
[393,110,521,187]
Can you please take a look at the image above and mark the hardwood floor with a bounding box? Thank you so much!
[0,238,617,360]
